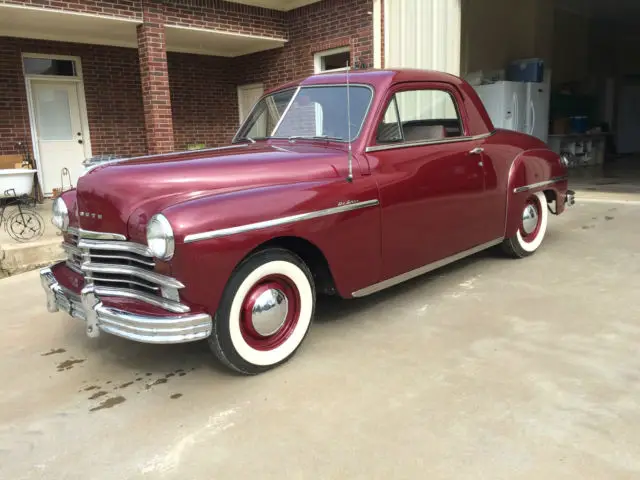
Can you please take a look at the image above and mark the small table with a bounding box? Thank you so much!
[547,133,608,168]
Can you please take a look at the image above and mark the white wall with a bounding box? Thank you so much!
[384,0,461,76]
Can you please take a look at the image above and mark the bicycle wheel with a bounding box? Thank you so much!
[5,209,44,242]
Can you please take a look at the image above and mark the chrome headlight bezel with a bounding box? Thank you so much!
[51,197,69,232]
[146,214,175,261]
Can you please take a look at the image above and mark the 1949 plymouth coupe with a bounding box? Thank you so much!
[41,69,575,375]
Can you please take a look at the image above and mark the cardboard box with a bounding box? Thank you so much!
[0,154,24,170]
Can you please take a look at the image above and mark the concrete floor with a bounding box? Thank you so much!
[1,199,640,480]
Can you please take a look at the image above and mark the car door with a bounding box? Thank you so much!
[366,82,490,280]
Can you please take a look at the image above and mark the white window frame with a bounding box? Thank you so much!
[313,46,351,73]
[21,53,92,193]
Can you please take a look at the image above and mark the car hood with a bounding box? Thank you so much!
[73,143,347,240]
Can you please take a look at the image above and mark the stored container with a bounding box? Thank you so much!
[506,58,544,83]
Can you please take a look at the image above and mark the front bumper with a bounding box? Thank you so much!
[40,267,212,344]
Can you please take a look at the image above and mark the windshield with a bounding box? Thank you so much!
[234,85,373,143]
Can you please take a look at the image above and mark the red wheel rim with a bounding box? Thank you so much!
[240,274,301,351]
[520,195,542,243]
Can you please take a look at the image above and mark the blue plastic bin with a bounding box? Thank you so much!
[570,116,589,133]
[506,58,544,83]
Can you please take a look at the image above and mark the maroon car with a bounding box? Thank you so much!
[41,69,574,375]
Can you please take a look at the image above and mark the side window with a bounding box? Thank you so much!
[376,88,464,144]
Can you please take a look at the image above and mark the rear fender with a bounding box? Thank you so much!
[505,148,568,238]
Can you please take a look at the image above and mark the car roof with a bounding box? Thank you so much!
[263,68,494,137]
[265,68,467,94]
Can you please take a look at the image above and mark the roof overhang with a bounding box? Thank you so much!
[0,4,286,57]
[223,0,321,11]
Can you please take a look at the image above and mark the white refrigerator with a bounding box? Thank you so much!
[473,75,551,144]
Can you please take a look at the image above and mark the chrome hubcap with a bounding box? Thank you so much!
[250,288,289,337]
[522,204,539,235]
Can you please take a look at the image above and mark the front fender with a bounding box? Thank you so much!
[162,178,381,315]
[505,148,568,238]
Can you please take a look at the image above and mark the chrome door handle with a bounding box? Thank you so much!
[469,147,484,155]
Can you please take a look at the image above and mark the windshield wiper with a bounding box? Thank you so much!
[245,136,256,144]
[287,135,344,142]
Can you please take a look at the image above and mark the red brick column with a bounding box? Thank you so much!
[137,3,174,154]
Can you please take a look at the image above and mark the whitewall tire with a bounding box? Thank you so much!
[208,248,315,375]
[502,191,549,258]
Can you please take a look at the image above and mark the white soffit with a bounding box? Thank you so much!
[165,25,286,57]
[223,0,320,11]
[0,4,139,48]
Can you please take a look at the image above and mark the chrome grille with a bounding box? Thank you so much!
[64,227,188,313]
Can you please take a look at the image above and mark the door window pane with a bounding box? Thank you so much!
[24,58,76,76]
[36,88,73,141]
[394,89,464,141]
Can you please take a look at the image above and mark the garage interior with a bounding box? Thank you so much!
[460,0,640,192]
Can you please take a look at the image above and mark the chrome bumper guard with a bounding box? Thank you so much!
[565,189,576,207]
[40,267,212,344]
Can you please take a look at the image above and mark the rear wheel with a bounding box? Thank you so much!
[502,191,548,258]
[208,249,315,375]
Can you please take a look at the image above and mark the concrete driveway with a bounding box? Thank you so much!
[1,199,639,480]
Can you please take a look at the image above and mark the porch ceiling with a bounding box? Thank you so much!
[225,0,321,11]
[0,5,139,49]
[0,5,286,57]
[165,25,286,57]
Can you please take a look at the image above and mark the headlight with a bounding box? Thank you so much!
[146,214,175,261]
[51,197,69,231]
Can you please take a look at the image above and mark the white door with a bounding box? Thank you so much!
[237,83,264,124]
[31,80,86,195]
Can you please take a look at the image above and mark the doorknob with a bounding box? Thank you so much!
[469,147,484,155]
[78,139,83,144]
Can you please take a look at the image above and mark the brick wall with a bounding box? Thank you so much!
[0,0,142,19]
[163,0,287,39]
[171,0,375,148]
[168,52,238,150]
[0,0,375,155]
[138,0,174,153]
[0,0,287,39]
[236,0,374,90]
[0,37,146,158]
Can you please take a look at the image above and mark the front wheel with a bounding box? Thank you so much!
[208,248,316,375]
[502,191,548,258]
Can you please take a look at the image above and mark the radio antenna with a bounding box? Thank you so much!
[346,61,353,183]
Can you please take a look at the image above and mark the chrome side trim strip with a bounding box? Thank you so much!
[81,263,185,289]
[93,287,190,314]
[352,238,504,298]
[77,239,152,257]
[184,199,380,244]
[365,132,494,153]
[67,227,126,241]
[513,175,569,194]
